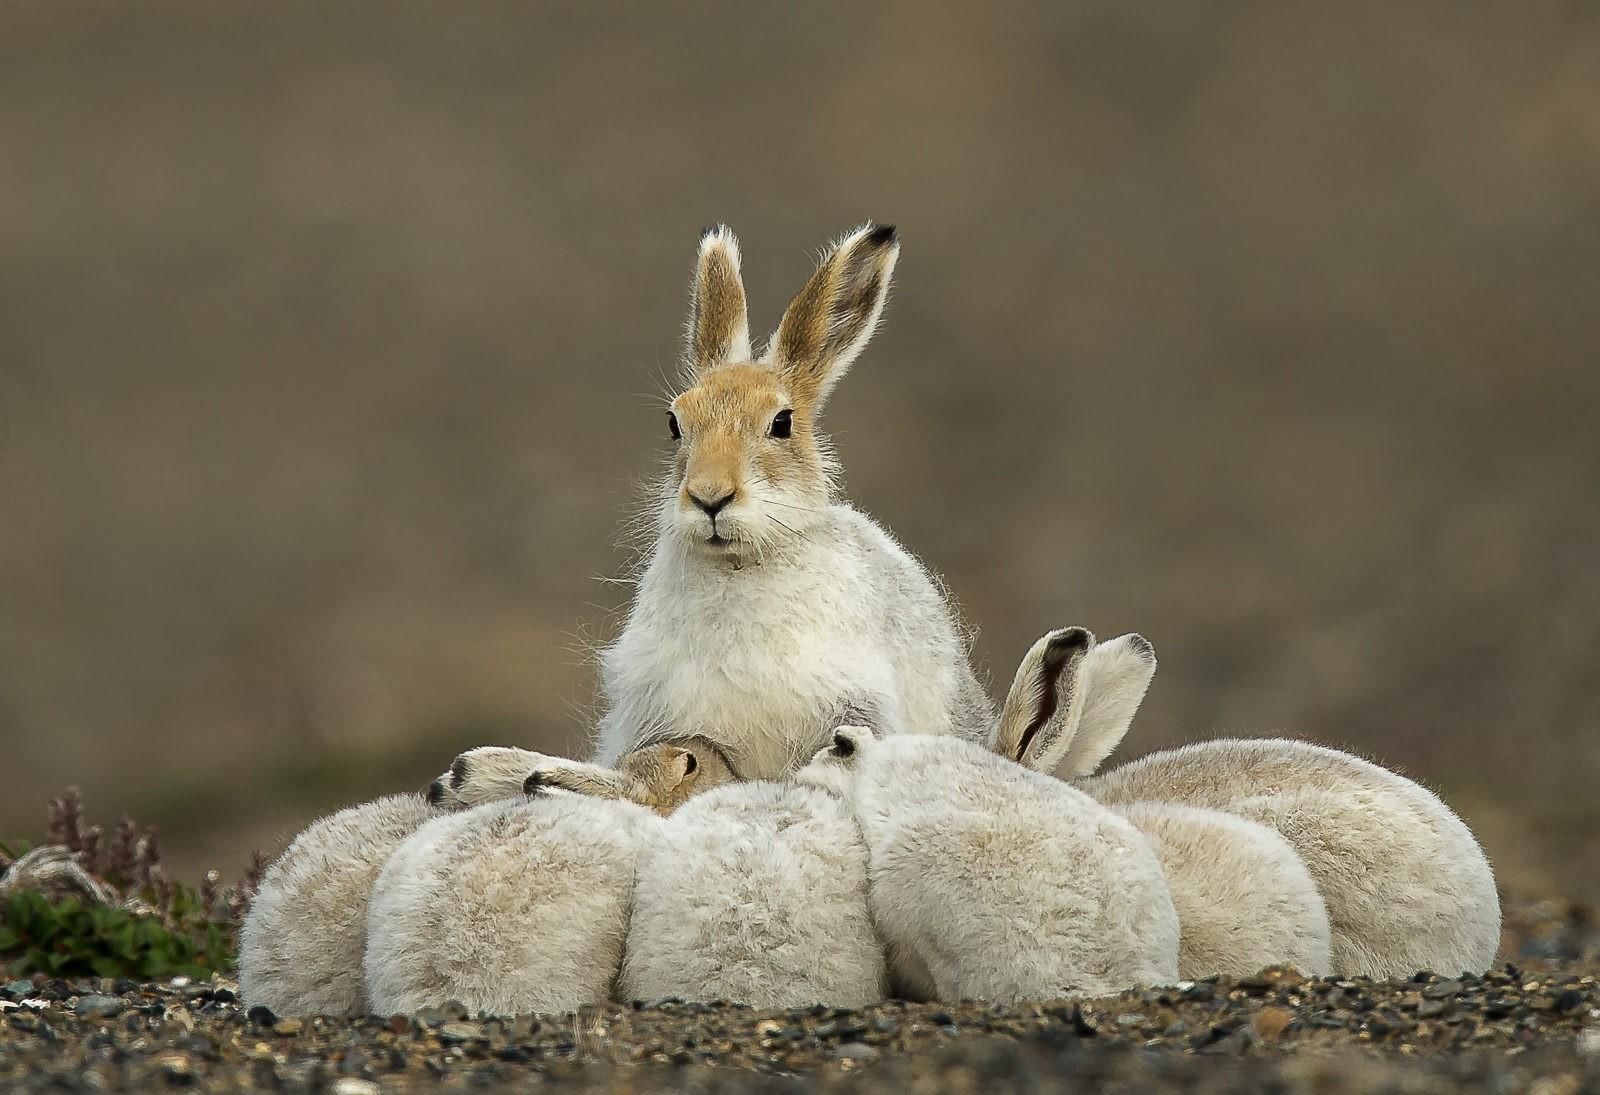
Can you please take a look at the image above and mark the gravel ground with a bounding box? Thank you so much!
[2,898,1597,1093]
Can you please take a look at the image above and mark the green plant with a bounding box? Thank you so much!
[0,788,264,980]
[0,890,232,980]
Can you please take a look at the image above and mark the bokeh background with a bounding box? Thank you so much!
[3,1,1597,897]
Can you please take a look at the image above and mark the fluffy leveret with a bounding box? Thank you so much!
[1109,802,1332,978]
[799,706,1179,1001]
[994,630,1333,978]
[428,738,738,814]
[596,224,994,779]
[620,780,886,1008]
[1081,739,1502,978]
[364,794,655,1016]
[238,793,440,1017]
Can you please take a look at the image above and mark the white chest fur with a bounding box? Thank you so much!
[596,510,903,777]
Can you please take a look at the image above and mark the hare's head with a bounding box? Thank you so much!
[619,737,740,815]
[992,629,1157,779]
[658,224,900,559]
[794,724,875,800]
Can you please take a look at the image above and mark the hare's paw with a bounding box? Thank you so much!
[426,746,550,809]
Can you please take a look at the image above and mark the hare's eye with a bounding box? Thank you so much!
[770,409,793,439]
[667,412,681,440]
[683,753,698,775]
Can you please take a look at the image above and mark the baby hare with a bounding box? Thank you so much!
[596,224,993,778]
[798,631,1181,1003]
[428,738,737,815]
[363,793,656,1016]
[1018,629,1501,978]
[995,628,1333,980]
[620,780,887,1008]
[1081,738,1501,978]
[238,793,441,1017]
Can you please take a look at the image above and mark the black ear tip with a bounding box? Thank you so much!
[426,780,446,806]
[700,223,731,243]
[1127,634,1155,661]
[522,771,542,796]
[449,757,469,789]
[866,223,898,247]
[832,731,858,758]
[1049,627,1093,656]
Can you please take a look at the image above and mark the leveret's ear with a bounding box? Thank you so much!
[663,746,699,788]
[764,223,899,411]
[830,724,873,760]
[685,225,751,376]
[1057,634,1156,778]
[991,627,1094,773]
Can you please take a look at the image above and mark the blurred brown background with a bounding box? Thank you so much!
[2,1,1596,897]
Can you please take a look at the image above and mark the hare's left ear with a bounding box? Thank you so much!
[991,627,1094,774]
[685,225,751,376]
[764,223,899,411]
[1057,634,1157,778]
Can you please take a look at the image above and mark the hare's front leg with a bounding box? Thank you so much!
[524,759,653,806]
[426,746,552,809]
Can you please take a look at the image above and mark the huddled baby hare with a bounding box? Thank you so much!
[994,628,1334,980]
[363,792,657,1016]
[796,628,1183,1003]
[620,778,887,1008]
[238,793,441,1017]
[1022,628,1501,978]
[1080,737,1501,978]
[796,717,1179,1003]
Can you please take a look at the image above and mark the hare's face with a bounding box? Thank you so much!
[662,364,830,555]
[660,223,900,559]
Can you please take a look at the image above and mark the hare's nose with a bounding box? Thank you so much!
[688,490,735,518]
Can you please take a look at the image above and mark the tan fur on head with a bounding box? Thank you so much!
[661,224,899,561]
[618,737,739,814]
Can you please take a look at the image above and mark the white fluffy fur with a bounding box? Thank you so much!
[798,728,1180,1003]
[1110,801,1332,978]
[363,794,655,1016]
[238,793,440,1017]
[595,227,991,779]
[599,513,992,777]
[1082,739,1502,978]
[620,780,886,1007]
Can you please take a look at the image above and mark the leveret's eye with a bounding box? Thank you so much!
[770,409,793,439]
[667,412,681,440]
[683,753,698,775]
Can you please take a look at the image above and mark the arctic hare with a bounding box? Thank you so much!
[364,793,655,1016]
[620,779,886,1008]
[238,793,441,1017]
[594,224,993,778]
[995,629,1333,978]
[798,629,1180,1004]
[428,738,737,814]
[1081,738,1502,978]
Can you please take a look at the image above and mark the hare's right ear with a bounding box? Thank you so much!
[829,724,873,761]
[1057,634,1156,778]
[684,225,751,376]
[764,223,899,412]
[991,627,1094,774]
